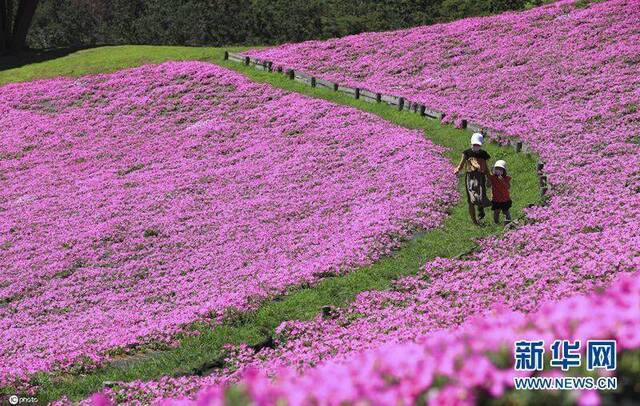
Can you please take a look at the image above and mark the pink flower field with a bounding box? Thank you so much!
[92,0,640,403]
[156,270,640,405]
[244,0,640,367]
[0,62,458,386]
[85,270,640,405]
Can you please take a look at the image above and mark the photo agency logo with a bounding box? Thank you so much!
[513,339,617,390]
[4,395,39,406]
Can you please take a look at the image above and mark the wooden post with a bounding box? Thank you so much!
[244,56,250,65]
[223,51,229,60]
[355,88,360,99]
[286,69,294,80]
[398,97,404,111]
[539,174,547,187]
[419,105,426,116]
[376,93,381,103]
[311,77,316,88]
[539,174,548,197]
[461,119,468,129]
[515,141,523,153]
[333,83,339,91]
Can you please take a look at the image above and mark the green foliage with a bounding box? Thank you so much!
[573,0,607,9]
[24,0,547,50]
[27,0,100,49]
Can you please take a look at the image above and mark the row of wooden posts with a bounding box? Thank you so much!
[224,51,549,199]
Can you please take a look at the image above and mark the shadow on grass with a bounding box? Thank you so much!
[0,45,96,72]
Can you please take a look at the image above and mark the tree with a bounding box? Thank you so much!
[0,0,9,51]
[1,0,39,53]
[20,0,544,50]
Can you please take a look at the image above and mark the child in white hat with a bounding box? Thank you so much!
[487,159,512,225]
[454,133,492,224]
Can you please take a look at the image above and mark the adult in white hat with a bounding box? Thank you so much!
[454,133,492,224]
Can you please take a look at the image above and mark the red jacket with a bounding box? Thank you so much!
[488,174,511,202]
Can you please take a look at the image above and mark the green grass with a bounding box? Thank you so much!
[0,45,540,401]
[0,45,244,85]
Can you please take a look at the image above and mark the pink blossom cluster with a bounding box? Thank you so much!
[0,62,458,385]
[95,0,640,402]
[108,270,640,405]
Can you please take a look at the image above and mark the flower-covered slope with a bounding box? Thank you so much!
[97,0,640,402]
[108,270,640,405]
[0,62,458,385]
[243,0,640,371]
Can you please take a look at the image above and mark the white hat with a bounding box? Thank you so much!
[470,132,483,146]
[494,160,507,170]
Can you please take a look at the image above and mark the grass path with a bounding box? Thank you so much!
[0,45,540,402]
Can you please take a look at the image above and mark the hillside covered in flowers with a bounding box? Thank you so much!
[101,0,640,403]
[0,62,458,387]
[2,0,639,403]
[244,0,640,360]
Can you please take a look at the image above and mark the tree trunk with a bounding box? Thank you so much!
[0,0,8,52]
[9,0,38,51]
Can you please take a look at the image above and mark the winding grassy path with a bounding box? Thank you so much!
[0,45,540,402]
